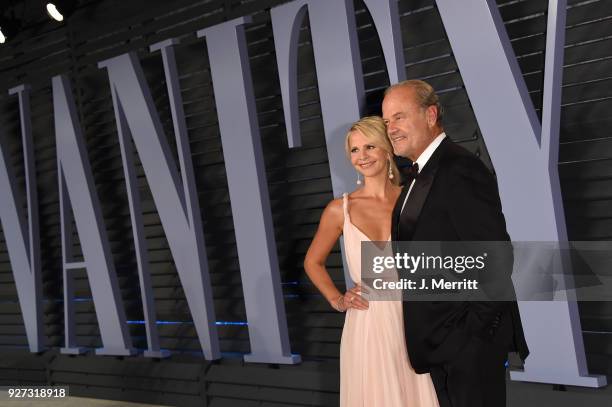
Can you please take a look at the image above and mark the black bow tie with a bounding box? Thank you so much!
[400,163,419,186]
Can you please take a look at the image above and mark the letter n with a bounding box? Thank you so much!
[97,50,220,360]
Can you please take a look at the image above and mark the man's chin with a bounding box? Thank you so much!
[393,147,409,158]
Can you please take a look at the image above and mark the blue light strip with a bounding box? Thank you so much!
[125,320,248,326]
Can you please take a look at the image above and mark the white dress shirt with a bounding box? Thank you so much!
[400,132,447,214]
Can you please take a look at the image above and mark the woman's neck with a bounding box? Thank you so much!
[359,175,396,199]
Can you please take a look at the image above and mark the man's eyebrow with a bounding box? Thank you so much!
[383,112,400,122]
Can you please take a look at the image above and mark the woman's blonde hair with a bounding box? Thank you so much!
[345,116,400,185]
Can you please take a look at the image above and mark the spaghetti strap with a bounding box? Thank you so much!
[342,192,349,221]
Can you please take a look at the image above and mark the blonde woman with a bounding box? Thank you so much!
[304,116,439,407]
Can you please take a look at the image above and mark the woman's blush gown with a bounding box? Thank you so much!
[339,193,439,407]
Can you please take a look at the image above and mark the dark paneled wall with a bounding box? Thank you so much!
[0,0,611,405]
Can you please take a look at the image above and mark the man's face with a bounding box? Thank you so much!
[382,87,435,161]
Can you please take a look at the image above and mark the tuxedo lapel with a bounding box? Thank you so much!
[396,138,447,241]
[398,169,436,241]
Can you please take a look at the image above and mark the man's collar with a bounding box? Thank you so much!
[415,132,446,173]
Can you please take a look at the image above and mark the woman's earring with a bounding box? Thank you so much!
[388,160,394,180]
[356,172,362,185]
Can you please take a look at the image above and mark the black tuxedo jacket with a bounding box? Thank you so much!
[391,137,529,373]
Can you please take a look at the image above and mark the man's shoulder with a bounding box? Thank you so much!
[439,139,492,177]
[439,138,479,163]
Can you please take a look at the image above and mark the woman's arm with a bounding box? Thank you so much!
[304,199,367,311]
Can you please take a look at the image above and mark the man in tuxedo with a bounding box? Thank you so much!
[382,80,529,407]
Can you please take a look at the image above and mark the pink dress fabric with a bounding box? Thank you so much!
[339,193,440,407]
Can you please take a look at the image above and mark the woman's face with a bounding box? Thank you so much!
[348,130,389,179]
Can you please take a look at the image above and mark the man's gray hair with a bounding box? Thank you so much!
[384,79,444,125]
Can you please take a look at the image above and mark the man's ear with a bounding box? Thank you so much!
[426,105,438,128]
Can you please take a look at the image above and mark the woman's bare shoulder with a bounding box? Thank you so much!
[324,197,344,217]
[317,197,345,232]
